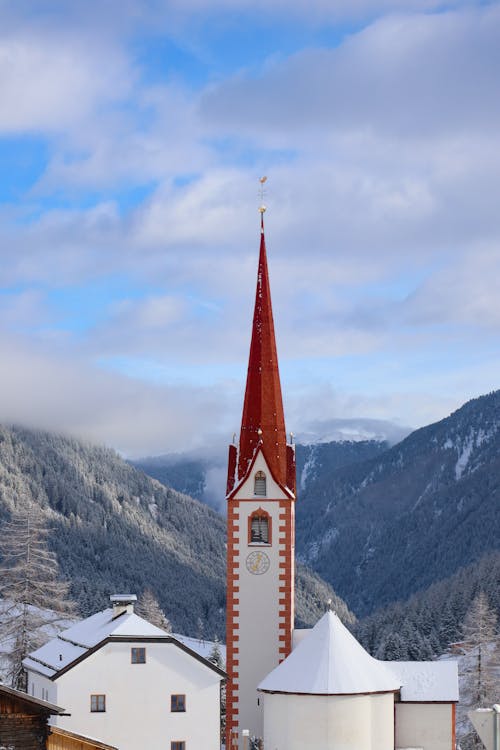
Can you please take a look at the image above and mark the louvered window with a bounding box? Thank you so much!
[251,514,269,543]
[254,471,266,496]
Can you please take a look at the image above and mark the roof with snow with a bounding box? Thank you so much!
[258,611,400,695]
[390,660,458,702]
[23,608,225,680]
[258,611,458,701]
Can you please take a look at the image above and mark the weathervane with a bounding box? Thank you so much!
[258,176,267,214]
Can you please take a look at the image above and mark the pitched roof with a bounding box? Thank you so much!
[23,608,225,680]
[258,611,459,702]
[237,215,288,487]
[0,682,64,714]
[49,726,119,750]
[258,611,400,695]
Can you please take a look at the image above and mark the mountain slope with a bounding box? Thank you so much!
[131,439,389,511]
[297,390,500,616]
[355,550,500,659]
[0,424,352,637]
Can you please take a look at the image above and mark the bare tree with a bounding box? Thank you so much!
[459,592,499,750]
[0,503,75,690]
[136,588,172,632]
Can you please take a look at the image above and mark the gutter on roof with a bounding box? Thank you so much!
[258,688,400,697]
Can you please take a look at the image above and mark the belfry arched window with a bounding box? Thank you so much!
[254,471,267,496]
[248,508,271,545]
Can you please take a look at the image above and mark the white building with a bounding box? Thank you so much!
[258,610,458,750]
[24,595,225,750]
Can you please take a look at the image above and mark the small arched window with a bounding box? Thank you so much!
[250,512,269,544]
[254,471,267,496]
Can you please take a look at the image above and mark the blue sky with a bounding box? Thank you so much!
[0,0,499,457]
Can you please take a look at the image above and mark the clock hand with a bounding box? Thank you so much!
[251,552,262,572]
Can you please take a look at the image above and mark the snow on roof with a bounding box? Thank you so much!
[258,612,459,702]
[390,660,459,702]
[23,608,169,678]
[258,611,400,695]
[172,633,226,663]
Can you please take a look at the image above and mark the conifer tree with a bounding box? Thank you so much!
[207,636,225,669]
[136,588,172,632]
[0,503,75,689]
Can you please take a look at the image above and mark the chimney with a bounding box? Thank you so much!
[110,594,137,618]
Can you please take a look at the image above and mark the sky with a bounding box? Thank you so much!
[0,0,499,458]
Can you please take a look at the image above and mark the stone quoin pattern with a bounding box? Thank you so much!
[226,213,296,748]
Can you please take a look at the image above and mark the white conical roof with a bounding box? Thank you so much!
[258,611,400,695]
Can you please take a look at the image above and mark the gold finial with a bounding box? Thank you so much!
[258,176,267,214]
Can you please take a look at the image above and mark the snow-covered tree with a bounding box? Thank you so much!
[136,589,172,632]
[207,636,225,669]
[0,503,75,689]
[461,592,499,706]
[376,631,409,660]
[459,592,499,750]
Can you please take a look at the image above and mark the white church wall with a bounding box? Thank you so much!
[292,628,311,648]
[230,450,293,742]
[262,692,395,750]
[233,451,289,502]
[231,496,282,739]
[395,703,454,750]
[50,640,221,750]
[370,692,395,750]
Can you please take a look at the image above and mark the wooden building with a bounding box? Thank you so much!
[48,726,117,750]
[0,682,64,750]
[0,683,117,750]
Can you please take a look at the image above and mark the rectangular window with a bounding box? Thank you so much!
[171,694,186,712]
[171,743,185,750]
[90,694,106,712]
[131,647,146,664]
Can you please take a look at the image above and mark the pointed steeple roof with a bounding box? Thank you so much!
[238,214,288,486]
[258,611,400,695]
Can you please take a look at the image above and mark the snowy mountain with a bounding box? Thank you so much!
[296,389,500,616]
[132,389,500,619]
[132,439,390,512]
[0,424,352,639]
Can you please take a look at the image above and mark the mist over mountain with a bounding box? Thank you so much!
[131,422,400,513]
[0,424,352,639]
[135,390,500,622]
[296,389,500,616]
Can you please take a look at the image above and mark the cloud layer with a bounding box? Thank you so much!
[0,2,499,457]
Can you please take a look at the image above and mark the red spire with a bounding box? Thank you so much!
[237,214,288,485]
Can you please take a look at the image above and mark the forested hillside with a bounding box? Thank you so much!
[0,424,352,638]
[355,550,500,659]
[296,389,500,616]
[131,439,389,510]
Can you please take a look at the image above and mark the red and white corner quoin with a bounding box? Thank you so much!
[225,209,296,747]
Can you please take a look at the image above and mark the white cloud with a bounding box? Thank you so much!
[200,6,500,141]
[0,30,132,133]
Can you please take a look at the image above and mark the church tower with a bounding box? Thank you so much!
[226,206,296,748]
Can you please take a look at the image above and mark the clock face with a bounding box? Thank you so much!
[246,550,270,575]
